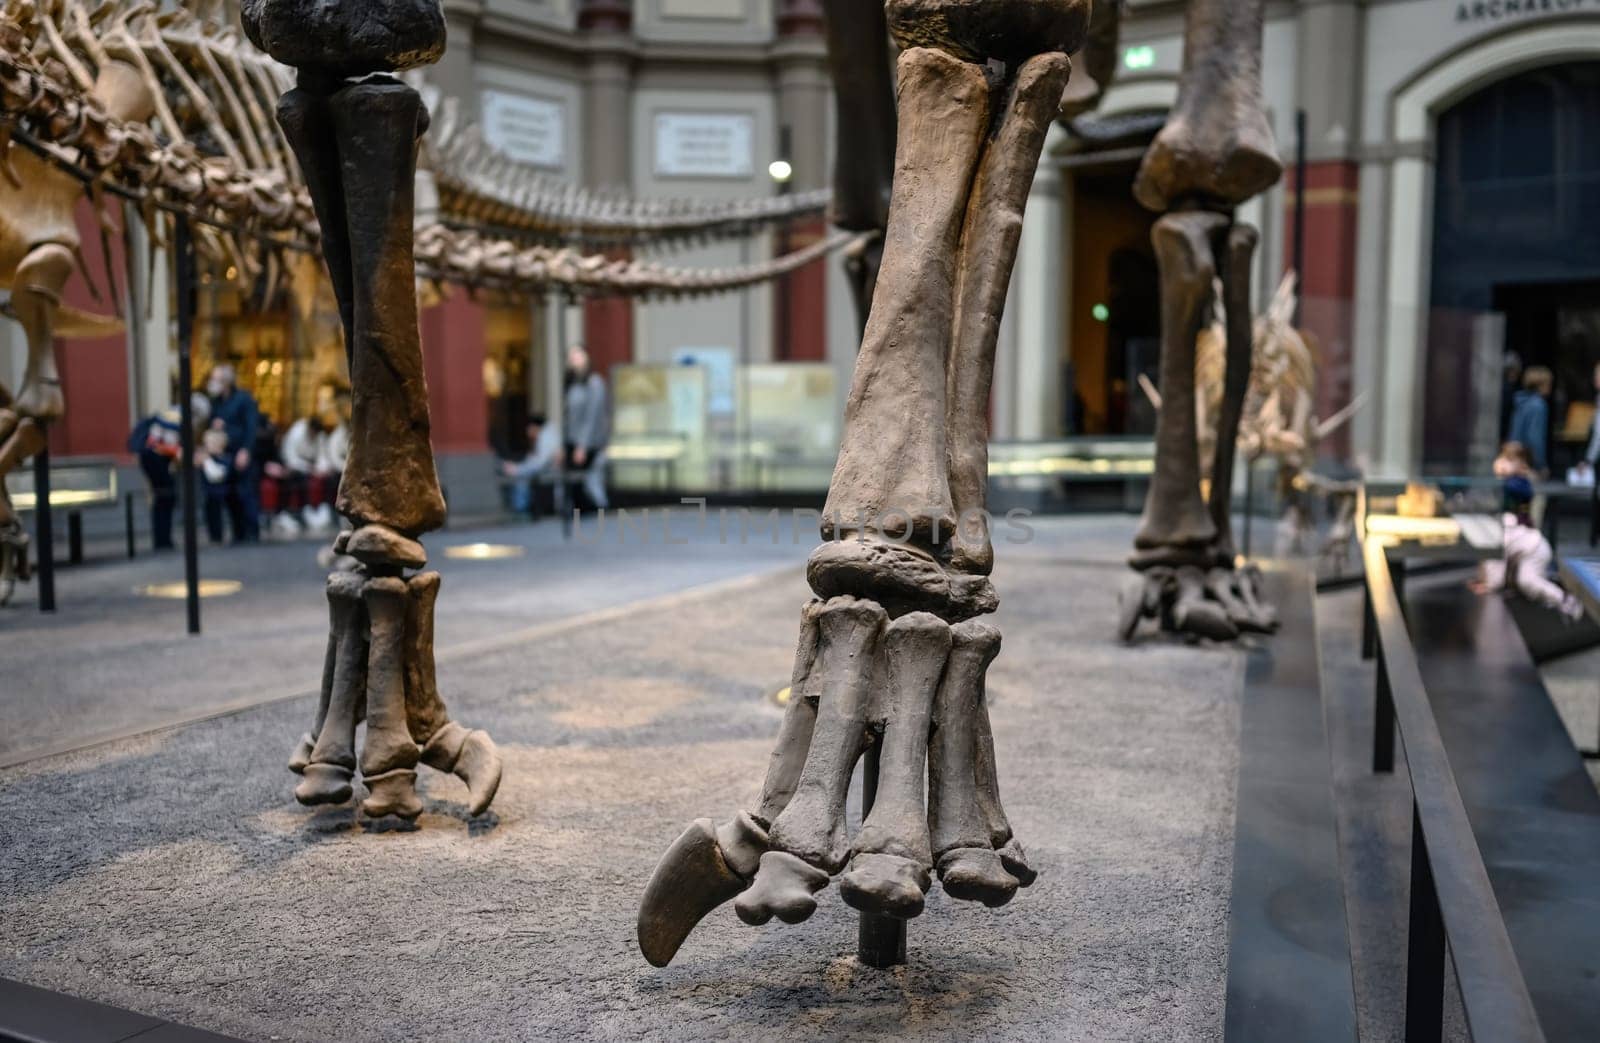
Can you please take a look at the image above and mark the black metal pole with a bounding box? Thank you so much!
[124,491,136,558]
[1404,803,1446,1041]
[1292,109,1307,328]
[175,215,201,636]
[32,443,54,612]
[856,743,906,968]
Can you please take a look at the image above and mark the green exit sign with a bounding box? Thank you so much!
[1124,45,1156,70]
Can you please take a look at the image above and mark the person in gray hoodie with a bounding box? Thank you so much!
[562,346,610,510]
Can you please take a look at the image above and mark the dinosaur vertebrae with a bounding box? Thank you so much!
[0,36,313,239]
[0,45,862,300]
[429,108,833,249]
[415,223,864,300]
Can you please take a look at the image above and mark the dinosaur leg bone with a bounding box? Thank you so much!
[295,570,368,806]
[819,48,988,553]
[928,620,1022,905]
[408,571,502,816]
[946,52,1073,575]
[359,576,422,820]
[839,612,951,920]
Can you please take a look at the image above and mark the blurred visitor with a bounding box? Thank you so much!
[271,405,348,537]
[198,419,235,544]
[204,364,262,543]
[126,394,208,551]
[1472,475,1582,620]
[1500,351,1523,440]
[1508,365,1553,475]
[1492,441,1532,480]
[563,346,610,511]
[501,413,562,519]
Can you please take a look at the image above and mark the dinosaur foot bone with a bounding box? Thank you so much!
[637,591,1035,964]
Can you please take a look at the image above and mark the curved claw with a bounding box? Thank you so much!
[638,814,767,967]
[734,850,829,926]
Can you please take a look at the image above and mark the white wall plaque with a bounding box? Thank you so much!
[661,0,745,18]
[481,90,566,169]
[653,112,755,178]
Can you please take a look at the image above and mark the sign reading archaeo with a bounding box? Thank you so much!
[653,113,755,178]
[481,90,566,169]
[1455,0,1594,22]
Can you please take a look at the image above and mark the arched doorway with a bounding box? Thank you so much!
[1061,110,1166,436]
[1423,60,1600,472]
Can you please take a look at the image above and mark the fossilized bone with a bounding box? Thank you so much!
[1112,0,1283,643]
[1197,271,1367,560]
[242,0,508,823]
[428,103,832,249]
[638,0,1087,967]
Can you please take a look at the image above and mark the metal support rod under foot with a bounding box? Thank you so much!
[856,742,906,969]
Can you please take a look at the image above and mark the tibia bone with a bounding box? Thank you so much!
[821,48,989,550]
[840,612,951,920]
[637,811,768,967]
[767,597,887,872]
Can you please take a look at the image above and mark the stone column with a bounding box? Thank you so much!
[773,0,830,362]
[578,0,635,374]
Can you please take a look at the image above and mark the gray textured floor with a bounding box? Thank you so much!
[0,516,1245,1043]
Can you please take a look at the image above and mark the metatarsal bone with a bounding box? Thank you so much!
[360,576,422,819]
[755,600,823,825]
[403,570,448,745]
[296,570,367,806]
[946,51,1074,575]
[929,620,1003,854]
[840,612,952,919]
[821,48,989,549]
[767,597,887,872]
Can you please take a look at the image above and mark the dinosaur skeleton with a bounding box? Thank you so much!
[1106,0,1284,643]
[637,0,1088,967]
[0,0,855,607]
[1197,271,1366,564]
[1142,270,1366,575]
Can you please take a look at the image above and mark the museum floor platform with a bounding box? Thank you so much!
[0,515,1245,1042]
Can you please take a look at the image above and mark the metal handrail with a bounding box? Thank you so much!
[1363,536,1545,1042]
